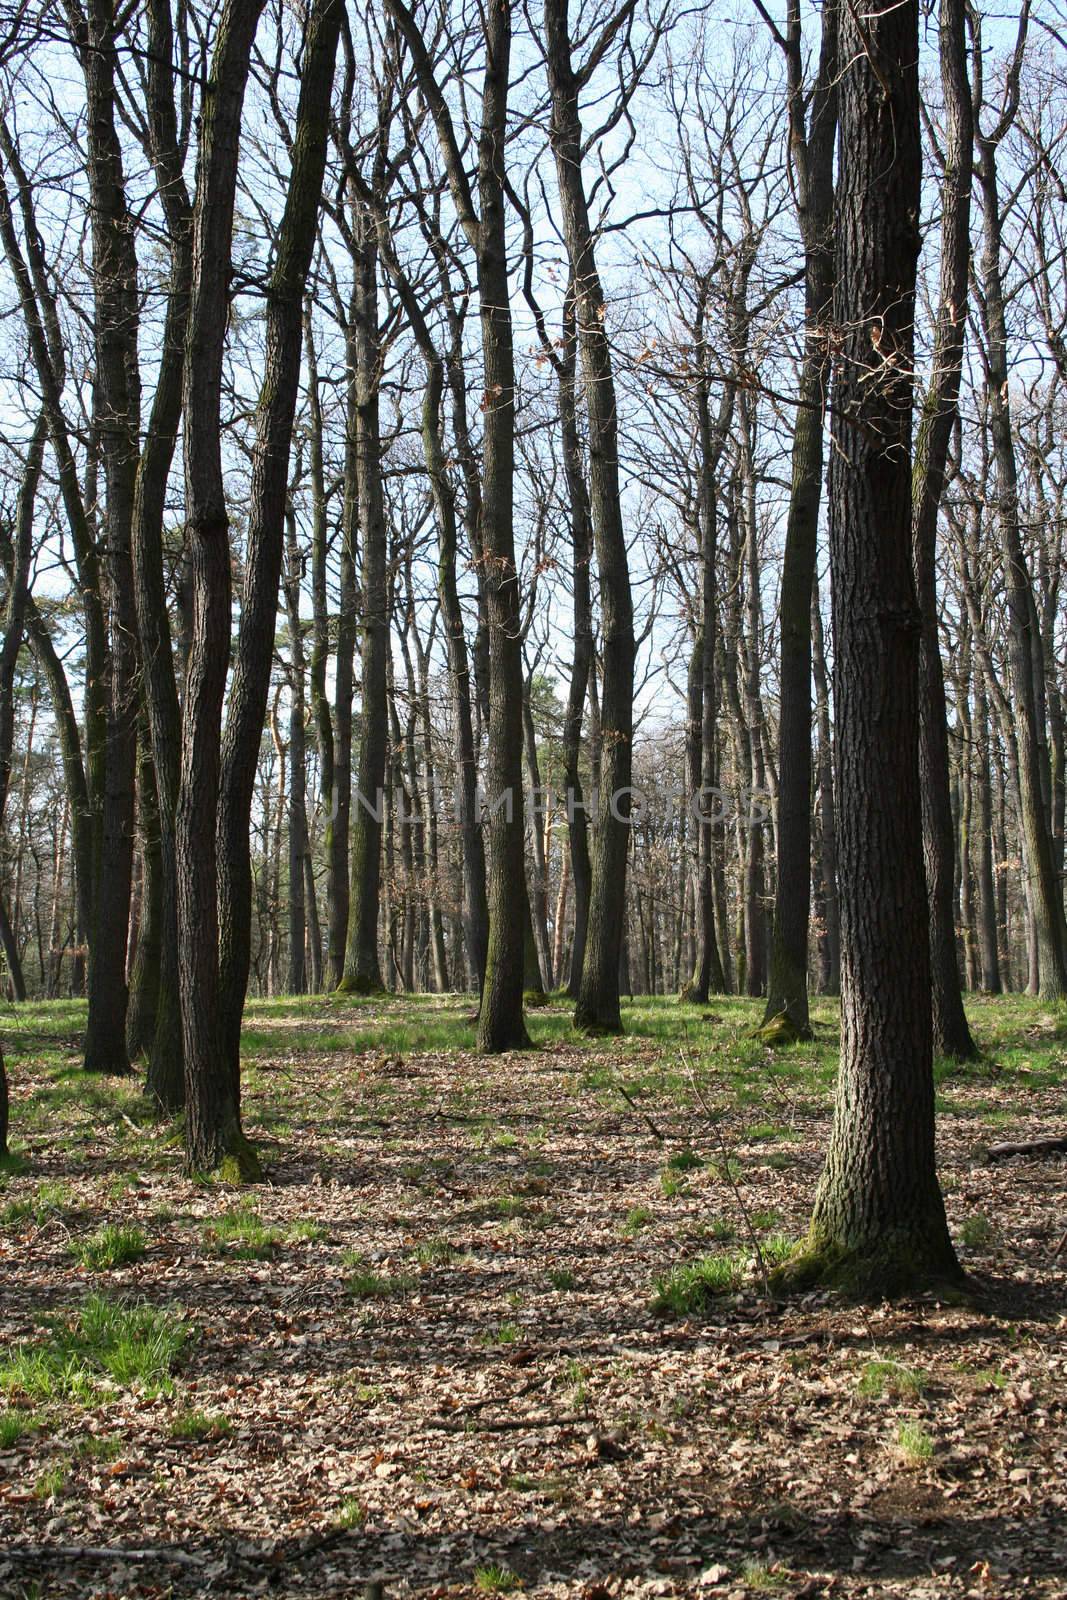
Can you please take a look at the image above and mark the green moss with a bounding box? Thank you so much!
[770,1226,971,1303]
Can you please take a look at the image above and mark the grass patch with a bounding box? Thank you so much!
[204,1209,281,1260]
[169,1409,232,1441]
[622,1205,652,1236]
[0,1408,36,1446]
[652,1253,741,1314]
[414,1236,456,1266]
[858,1360,927,1400]
[666,1148,703,1171]
[74,1223,147,1271]
[346,1260,416,1299]
[0,1294,188,1403]
[336,1496,365,1528]
[34,1463,67,1500]
[896,1420,934,1464]
[474,1566,522,1593]
[546,1267,576,1291]
[960,1213,994,1248]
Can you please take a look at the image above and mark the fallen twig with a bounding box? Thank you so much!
[616,1084,666,1142]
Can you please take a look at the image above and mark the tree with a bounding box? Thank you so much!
[543,0,637,1035]
[387,0,530,1050]
[908,0,978,1060]
[760,0,837,1040]
[791,0,963,1295]
[176,0,269,1176]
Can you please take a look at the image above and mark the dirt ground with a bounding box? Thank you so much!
[1,992,1065,1600]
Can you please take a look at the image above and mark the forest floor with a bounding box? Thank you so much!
[0,992,1065,1600]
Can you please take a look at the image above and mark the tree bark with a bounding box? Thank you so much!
[215,0,343,1089]
[177,0,267,1177]
[544,0,635,1034]
[763,0,837,1037]
[798,0,963,1296]
[908,0,978,1058]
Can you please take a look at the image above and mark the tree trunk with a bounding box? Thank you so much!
[909,0,977,1059]
[763,0,837,1036]
[177,0,267,1177]
[545,0,634,1034]
[215,0,343,1089]
[79,0,143,1077]
[798,0,963,1297]
[341,209,389,995]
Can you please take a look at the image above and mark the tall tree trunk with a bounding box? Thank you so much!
[177,0,267,1177]
[285,510,309,995]
[133,0,190,1110]
[811,579,840,992]
[215,0,343,1093]
[545,0,634,1034]
[79,0,142,1076]
[909,0,978,1058]
[341,209,389,994]
[799,0,962,1296]
[973,8,1066,997]
[763,0,837,1036]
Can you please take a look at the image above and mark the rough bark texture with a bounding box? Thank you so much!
[795,0,963,1297]
[79,0,142,1076]
[134,0,190,1109]
[177,0,266,1177]
[909,0,978,1059]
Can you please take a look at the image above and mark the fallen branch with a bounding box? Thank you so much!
[616,1085,666,1142]
[986,1135,1067,1162]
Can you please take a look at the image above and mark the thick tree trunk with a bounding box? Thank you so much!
[797,0,963,1297]
[132,0,189,1109]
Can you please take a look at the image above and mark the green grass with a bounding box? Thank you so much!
[896,1420,934,1463]
[474,1566,522,1593]
[336,1496,365,1528]
[651,1253,741,1314]
[546,1267,576,1291]
[0,1408,36,1446]
[414,1236,456,1266]
[666,1147,703,1171]
[960,1213,994,1248]
[74,1223,147,1270]
[204,1208,281,1259]
[345,1259,416,1299]
[34,1463,67,1500]
[0,1294,188,1403]
[622,1205,652,1236]
[169,1408,232,1441]
[1,1180,73,1228]
[858,1360,927,1400]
